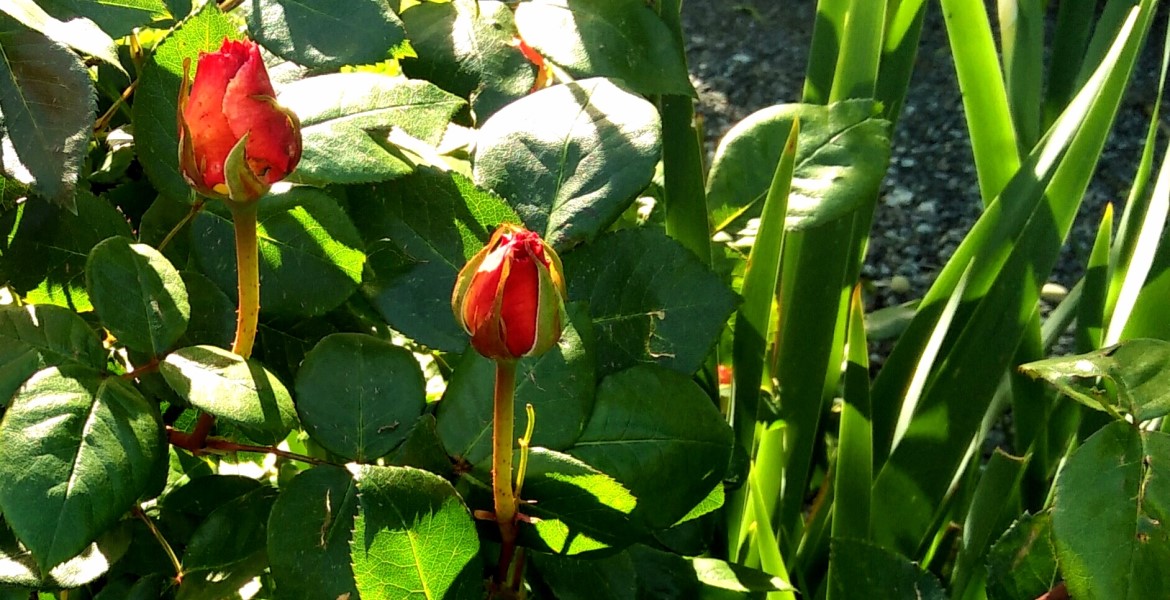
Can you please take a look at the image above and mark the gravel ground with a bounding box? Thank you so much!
[680,0,1166,313]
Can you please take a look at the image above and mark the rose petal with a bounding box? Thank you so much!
[182,46,246,188]
[500,242,539,357]
[463,245,507,337]
[222,42,300,184]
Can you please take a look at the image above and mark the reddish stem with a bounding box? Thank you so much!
[121,358,160,381]
[1037,582,1068,600]
[166,427,334,466]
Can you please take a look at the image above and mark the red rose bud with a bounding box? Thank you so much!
[178,38,301,203]
[452,224,567,361]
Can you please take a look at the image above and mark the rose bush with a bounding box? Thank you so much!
[0,0,1168,599]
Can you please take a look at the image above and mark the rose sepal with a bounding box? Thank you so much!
[223,133,270,204]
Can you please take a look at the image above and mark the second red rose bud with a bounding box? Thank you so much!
[453,224,568,361]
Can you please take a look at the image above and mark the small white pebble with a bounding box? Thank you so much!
[1041,282,1069,302]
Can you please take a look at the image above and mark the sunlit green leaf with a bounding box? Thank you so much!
[0,303,104,406]
[279,73,464,186]
[0,25,96,211]
[349,464,482,598]
[1021,339,1170,422]
[706,100,891,235]
[513,0,692,96]
[399,0,533,121]
[86,237,189,356]
[247,0,406,69]
[160,345,298,443]
[0,366,163,571]
[192,188,365,317]
[474,78,661,251]
[1053,422,1170,598]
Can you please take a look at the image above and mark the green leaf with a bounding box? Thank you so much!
[0,191,132,311]
[253,316,338,384]
[513,0,692,96]
[177,486,277,600]
[0,366,163,571]
[986,512,1059,600]
[137,193,194,266]
[33,0,170,38]
[1020,339,1170,422]
[351,167,520,351]
[0,0,123,73]
[349,464,482,599]
[0,25,96,210]
[0,303,104,406]
[399,0,534,121]
[1052,422,1170,599]
[0,520,130,589]
[295,333,426,463]
[530,551,637,600]
[628,545,795,598]
[949,450,1029,598]
[159,345,298,443]
[267,466,359,600]
[279,73,464,186]
[563,229,737,376]
[159,474,263,542]
[437,302,594,464]
[246,0,405,69]
[385,415,453,476]
[176,271,234,349]
[85,237,189,355]
[503,447,643,555]
[567,366,731,530]
[473,77,661,250]
[132,3,241,202]
[93,574,165,600]
[706,100,891,235]
[828,539,946,600]
[192,187,365,317]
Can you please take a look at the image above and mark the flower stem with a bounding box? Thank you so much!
[492,360,519,584]
[177,201,260,450]
[228,201,261,360]
[132,505,183,584]
[157,196,204,252]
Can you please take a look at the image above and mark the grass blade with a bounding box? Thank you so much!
[656,0,712,266]
[1044,0,1096,126]
[1078,204,1115,351]
[875,0,928,122]
[828,0,887,103]
[748,468,797,600]
[803,0,850,104]
[942,0,1020,204]
[826,286,872,600]
[998,0,1045,150]
[950,450,1029,599]
[869,3,1156,555]
[727,120,800,553]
